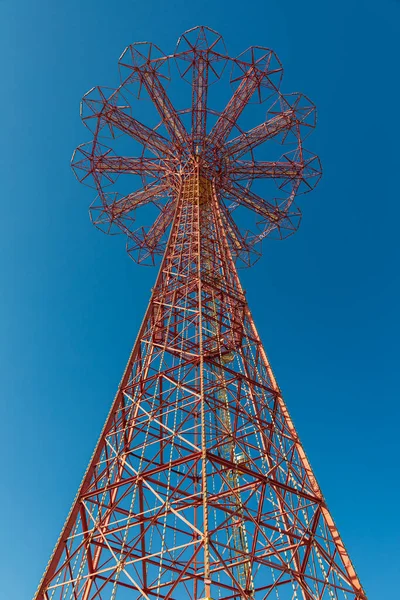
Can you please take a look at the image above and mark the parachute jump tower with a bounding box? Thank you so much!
[34,26,365,600]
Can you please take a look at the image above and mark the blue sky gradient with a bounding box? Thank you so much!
[0,0,399,597]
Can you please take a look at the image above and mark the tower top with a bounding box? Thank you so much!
[72,26,321,266]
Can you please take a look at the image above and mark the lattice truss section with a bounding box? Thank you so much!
[34,26,365,600]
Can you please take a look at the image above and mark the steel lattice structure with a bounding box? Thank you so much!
[34,26,365,600]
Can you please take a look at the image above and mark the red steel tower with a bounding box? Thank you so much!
[34,26,365,600]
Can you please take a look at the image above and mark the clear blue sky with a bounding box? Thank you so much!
[0,1,398,598]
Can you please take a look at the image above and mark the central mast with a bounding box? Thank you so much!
[164,162,252,596]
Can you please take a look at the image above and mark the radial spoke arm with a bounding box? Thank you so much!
[138,69,190,149]
[92,156,166,177]
[231,160,303,180]
[219,201,249,252]
[142,199,176,250]
[222,182,284,221]
[208,66,260,148]
[110,183,170,218]
[225,110,296,159]
[101,103,174,157]
[192,53,208,148]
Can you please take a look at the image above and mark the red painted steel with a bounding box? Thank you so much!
[34,26,365,600]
